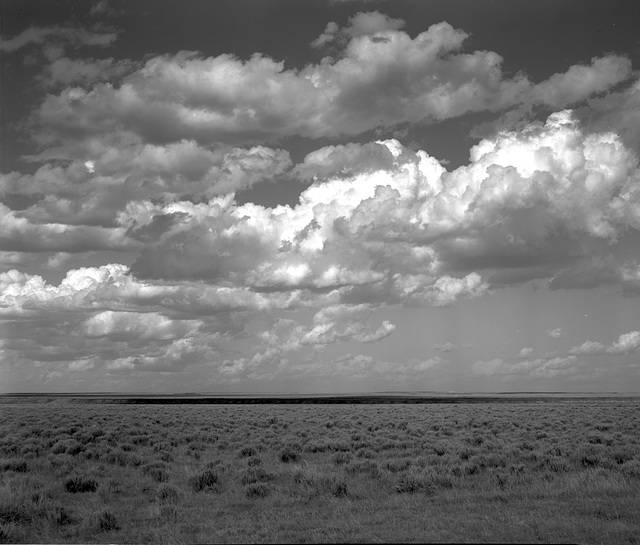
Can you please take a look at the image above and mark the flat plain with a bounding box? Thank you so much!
[0,396,639,543]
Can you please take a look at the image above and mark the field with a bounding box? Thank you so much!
[1,396,639,543]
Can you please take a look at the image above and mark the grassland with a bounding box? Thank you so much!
[0,396,639,543]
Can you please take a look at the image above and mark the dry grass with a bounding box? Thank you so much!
[0,397,639,543]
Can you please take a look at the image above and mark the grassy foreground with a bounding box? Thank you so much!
[0,397,639,543]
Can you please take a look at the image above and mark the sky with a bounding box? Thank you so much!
[1,0,640,394]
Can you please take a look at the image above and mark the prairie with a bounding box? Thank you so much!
[0,396,639,543]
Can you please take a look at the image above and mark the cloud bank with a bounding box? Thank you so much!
[1,10,639,390]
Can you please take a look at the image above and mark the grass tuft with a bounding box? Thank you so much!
[95,510,120,532]
[189,469,220,492]
[245,483,272,498]
[65,476,98,493]
[0,460,28,473]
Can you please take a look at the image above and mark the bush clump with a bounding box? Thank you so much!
[51,506,75,526]
[95,510,120,532]
[331,479,348,497]
[239,446,258,458]
[394,473,436,495]
[157,484,181,502]
[332,452,353,466]
[1,459,28,473]
[240,467,275,485]
[189,469,220,492]
[245,483,272,498]
[141,461,170,483]
[279,447,300,463]
[247,456,263,467]
[65,476,98,493]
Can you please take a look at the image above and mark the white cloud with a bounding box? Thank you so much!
[312,11,405,48]
[0,203,136,252]
[547,328,564,339]
[577,77,640,151]
[0,264,171,312]
[608,331,640,354]
[3,140,292,227]
[473,354,581,379]
[79,311,202,340]
[0,26,117,54]
[434,342,456,353]
[570,331,640,356]
[30,20,631,146]
[568,340,608,356]
[517,347,533,358]
[526,56,632,109]
[219,305,395,377]
[105,109,640,301]
[472,358,504,376]
[42,57,140,87]
[411,356,443,372]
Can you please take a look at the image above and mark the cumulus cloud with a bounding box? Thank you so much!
[41,57,140,87]
[105,337,214,372]
[0,203,136,252]
[517,347,534,358]
[576,77,640,151]
[0,264,169,312]
[547,328,564,338]
[472,358,504,377]
[569,331,640,356]
[312,11,405,48]
[3,12,640,385]
[219,305,395,378]
[29,18,631,146]
[111,110,640,301]
[434,342,456,353]
[2,141,292,226]
[0,26,117,57]
[79,310,202,340]
[473,354,581,379]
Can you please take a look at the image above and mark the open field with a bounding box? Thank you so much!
[1,396,639,543]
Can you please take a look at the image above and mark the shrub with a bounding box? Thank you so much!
[538,456,570,473]
[574,445,608,468]
[394,473,436,495]
[104,449,136,467]
[142,462,170,483]
[462,462,480,476]
[345,460,381,479]
[279,447,300,463]
[240,467,275,485]
[474,453,506,469]
[50,439,85,456]
[355,448,376,459]
[245,483,272,498]
[158,450,174,463]
[189,469,219,492]
[433,443,448,456]
[247,456,263,467]
[95,510,120,532]
[332,452,353,466]
[0,459,28,473]
[611,447,635,465]
[0,503,31,525]
[51,506,75,526]
[304,442,328,453]
[239,446,258,457]
[157,484,181,502]
[331,479,348,497]
[621,460,640,478]
[385,458,412,473]
[65,476,98,493]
